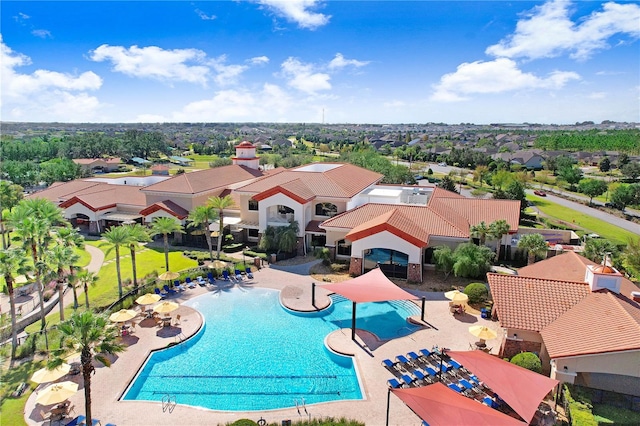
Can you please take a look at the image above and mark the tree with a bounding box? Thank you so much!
[150,217,184,271]
[207,195,235,259]
[599,157,611,173]
[491,169,513,190]
[277,220,299,253]
[54,226,85,309]
[433,246,455,279]
[46,245,78,321]
[0,248,32,362]
[618,153,629,169]
[52,311,125,426]
[489,219,510,262]
[473,165,489,187]
[100,226,130,298]
[437,175,458,193]
[76,270,98,309]
[610,184,637,211]
[557,166,583,191]
[517,233,548,265]
[622,237,640,280]
[621,162,640,181]
[578,179,607,205]
[451,243,494,279]
[187,205,218,261]
[0,180,23,249]
[124,224,151,291]
[470,221,490,245]
[583,238,619,263]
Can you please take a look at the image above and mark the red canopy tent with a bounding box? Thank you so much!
[318,268,418,339]
[391,382,526,426]
[448,350,559,423]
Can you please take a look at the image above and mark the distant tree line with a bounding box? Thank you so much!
[534,129,640,153]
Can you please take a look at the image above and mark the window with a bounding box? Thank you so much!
[248,229,259,238]
[248,199,258,211]
[278,205,294,215]
[315,202,338,217]
[337,239,352,256]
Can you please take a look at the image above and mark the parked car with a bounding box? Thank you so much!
[533,190,547,197]
[438,162,447,166]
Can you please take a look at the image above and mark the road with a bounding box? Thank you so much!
[528,190,640,236]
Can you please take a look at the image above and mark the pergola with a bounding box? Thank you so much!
[316,268,420,340]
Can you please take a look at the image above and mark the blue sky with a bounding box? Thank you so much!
[1,1,639,124]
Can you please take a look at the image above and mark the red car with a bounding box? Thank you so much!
[533,190,547,197]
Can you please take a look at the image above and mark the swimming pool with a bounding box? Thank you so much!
[123,287,420,411]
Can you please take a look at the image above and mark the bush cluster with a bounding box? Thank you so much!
[510,352,542,373]
[464,283,488,304]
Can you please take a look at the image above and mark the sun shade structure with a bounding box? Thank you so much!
[390,382,526,426]
[448,350,559,423]
[108,309,137,323]
[468,325,498,341]
[444,289,468,303]
[158,271,180,281]
[318,268,418,340]
[135,293,161,306]
[31,364,71,384]
[153,301,179,314]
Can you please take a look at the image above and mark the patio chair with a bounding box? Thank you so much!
[222,270,232,281]
[424,366,437,377]
[207,272,216,283]
[40,410,52,422]
[449,359,462,370]
[396,354,417,369]
[381,359,403,374]
[65,415,85,426]
[174,314,181,326]
[174,280,186,291]
[163,285,177,295]
[196,276,207,286]
[387,378,402,388]
[234,269,244,280]
[186,277,196,288]
[245,267,254,279]
[412,369,428,386]
[448,383,463,393]
[154,288,167,299]
[400,374,415,387]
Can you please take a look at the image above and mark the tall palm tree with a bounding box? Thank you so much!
[489,219,510,262]
[76,270,98,309]
[0,180,24,249]
[517,233,548,265]
[100,226,130,298]
[150,217,184,271]
[0,248,32,362]
[278,220,299,254]
[124,224,151,291]
[470,221,490,245]
[47,245,78,321]
[187,204,218,261]
[51,311,125,426]
[54,226,85,309]
[207,195,235,259]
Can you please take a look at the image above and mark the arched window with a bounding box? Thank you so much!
[315,202,338,217]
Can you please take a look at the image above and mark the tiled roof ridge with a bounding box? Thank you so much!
[602,290,640,322]
[489,272,589,287]
[425,200,469,236]
[319,202,388,228]
[234,170,298,192]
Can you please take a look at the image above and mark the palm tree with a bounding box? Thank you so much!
[470,221,490,245]
[188,205,218,261]
[76,270,98,309]
[0,180,24,249]
[0,248,32,362]
[51,311,125,426]
[277,220,299,254]
[150,217,184,271]
[517,233,548,265]
[46,245,78,321]
[100,226,130,298]
[489,219,510,262]
[54,226,85,309]
[124,224,151,291]
[207,195,235,259]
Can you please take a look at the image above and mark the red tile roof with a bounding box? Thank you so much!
[487,273,590,332]
[142,165,263,195]
[235,163,383,200]
[139,200,190,220]
[541,291,640,358]
[27,180,108,203]
[428,194,520,234]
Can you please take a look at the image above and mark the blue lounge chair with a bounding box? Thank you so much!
[425,366,437,376]
[163,285,177,295]
[419,348,431,358]
[448,383,462,393]
[207,272,216,283]
[154,288,166,299]
[449,359,462,370]
[234,269,244,280]
[245,267,254,279]
[382,359,401,372]
[388,378,402,388]
[222,270,232,281]
[396,354,414,368]
[459,379,473,390]
[413,369,427,384]
[407,351,421,362]
[185,277,195,288]
[196,276,207,286]
[174,280,186,291]
[401,374,414,387]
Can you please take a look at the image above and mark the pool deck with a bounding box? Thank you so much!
[24,262,503,426]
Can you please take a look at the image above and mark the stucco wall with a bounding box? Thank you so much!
[258,193,307,237]
[351,231,422,264]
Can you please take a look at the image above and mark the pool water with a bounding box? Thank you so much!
[123,287,420,411]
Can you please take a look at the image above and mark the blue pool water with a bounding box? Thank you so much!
[123,287,420,411]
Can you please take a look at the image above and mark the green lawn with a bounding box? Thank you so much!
[527,194,636,245]
[0,360,44,426]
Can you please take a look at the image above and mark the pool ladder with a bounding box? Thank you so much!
[294,398,309,420]
[162,394,177,413]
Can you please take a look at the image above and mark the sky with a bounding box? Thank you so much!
[1,0,639,124]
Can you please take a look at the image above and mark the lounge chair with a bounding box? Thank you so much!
[382,359,402,372]
[154,288,167,299]
[387,378,402,388]
[424,366,437,377]
[207,272,216,284]
[163,285,177,295]
[449,359,462,370]
[412,369,428,386]
[396,354,417,369]
[196,276,207,286]
[459,379,473,390]
[222,270,232,281]
[234,269,244,280]
[448,383,463,393]
[245,267,254,279]
[185,277,196,288]
[400,374,414,387]
[40,410,52,422]
[174,280,186,291]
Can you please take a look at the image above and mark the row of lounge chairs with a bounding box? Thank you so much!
[154,268,256,297]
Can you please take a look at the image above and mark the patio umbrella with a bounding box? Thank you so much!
[109,309,137,323]
[158,271,179,281]
[469,325,498,341]
[153,301,179,314]
[31,364,71,384]
[135,293,161,306]
[15,275,31,284]
[35,381,78,405]
[209,260,228,269]
[444,290,469,303]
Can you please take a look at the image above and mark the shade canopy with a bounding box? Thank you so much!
[448,350,559,423]
[31,364,71,384]
[319,267,416,303]
[35,381,78,405]
[468,325,498,341]
[158,271,179,281]
[153,301,179,314]
[135,293,161,305]
[209,260,228,269]
[108,309,137,323]
[392,382,526,426]
[444,290,469,303]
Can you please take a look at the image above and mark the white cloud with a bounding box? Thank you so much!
[1,36,104,121]
[486,0,640,61]
[280,57,331,94]
[249,56,269,65]
[208,55,249,86]
[431,58,580,102]
[32,29,52,39]
[257,0,330,30]
[194,8,216,21]
[587,92,607,99]
[89,44,210,85]
[14,12,30,24]
[328,53,369,70]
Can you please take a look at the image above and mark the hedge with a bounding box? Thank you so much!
[464,283,488,304]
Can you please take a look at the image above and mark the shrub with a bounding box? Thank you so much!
[510,352,542,373]
[314,247,331,266]
[222,243,243,253]
[229,420,257,426]
[464,283,488,304]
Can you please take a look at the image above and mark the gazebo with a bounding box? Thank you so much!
[315,268,419,340]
